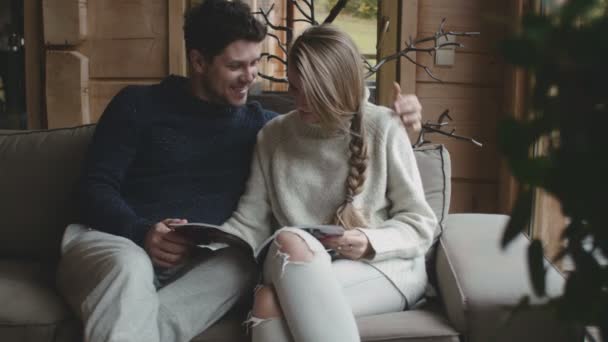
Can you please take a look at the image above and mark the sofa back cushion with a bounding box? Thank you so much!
[413,144,451,290]
[413,144,451,241]
[0,125,95,259]
[0,120,451,261]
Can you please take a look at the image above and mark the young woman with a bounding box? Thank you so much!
[219,24,437,342]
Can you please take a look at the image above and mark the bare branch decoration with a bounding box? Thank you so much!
[290,0,318,25]
[266,33,288,55]
[376,16,390,51]
[253,4,295,84]
[414,110,483,148]
[261,52,287,65]
[254,6,483,147]
[253,4,292,34]
[323,0,349,24]
[365,18,480,80]
[257,73,288,83]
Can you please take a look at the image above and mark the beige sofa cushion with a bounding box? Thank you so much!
[436,214,574,342]
[0,260,80,342]
[193,302,459,342]
[413,144,451,241]
[0,126,95,258]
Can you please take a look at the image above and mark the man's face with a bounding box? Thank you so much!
[194,40,262,106]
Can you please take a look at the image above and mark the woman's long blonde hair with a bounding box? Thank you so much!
[288,24,369,230]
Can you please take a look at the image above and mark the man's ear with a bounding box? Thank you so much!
[189,49,207,74]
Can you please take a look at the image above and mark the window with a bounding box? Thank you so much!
[255,0,379,96]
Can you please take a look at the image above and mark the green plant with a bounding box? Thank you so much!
[498,0,608,338]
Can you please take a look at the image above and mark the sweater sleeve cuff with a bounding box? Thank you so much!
[131,218,154,248]
[357,227,400,261]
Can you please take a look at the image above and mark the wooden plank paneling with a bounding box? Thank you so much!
[169,0,187,76]
[432,132,497,180]
[417,30,499,55]
[46,51,90,128]
[416,52,503,85]
[418,0,508,55]
[532,189,568,262]
[400,0,418,94]
[377,0,400,107]
[451,180,498,213]
[418,24,505,54]
[419,0,503,11]
[43,0,87,45]
[419,0,506,31]
[84,39,167,78]
[417,83,501,124]
[414,0,509,215]
[82,0,168,78]
[25,0,44,129]
[87,0,166,38]
[43,0,174,127]
[418,84,500,180]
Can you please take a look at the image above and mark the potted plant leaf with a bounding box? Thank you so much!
[498,0,608,339]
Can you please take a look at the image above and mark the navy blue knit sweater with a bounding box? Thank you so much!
[79,75,277,246]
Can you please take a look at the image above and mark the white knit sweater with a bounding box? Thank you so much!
[220,101,437,304]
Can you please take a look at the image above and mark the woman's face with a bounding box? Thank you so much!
[288,64,319,124]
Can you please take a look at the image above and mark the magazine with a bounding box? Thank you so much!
[170,222,345,256]
[169,222,247,251]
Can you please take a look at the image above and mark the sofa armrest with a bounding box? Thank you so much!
[435,213,575,342]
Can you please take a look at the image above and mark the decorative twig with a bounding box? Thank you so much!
[258,73,288,83]
[267,33,288,55]
[254,4,294,86]
[253,4,293,43]
[414,110,483,148]
[291,0,318,25]
[255,4,479,90]
[309,0,315,24]
[253,4,292,34]
[376,16,390,51]
[365,18,479,81]
[294,19,315,24]
[261,52,287,65]
[323,0,349,24]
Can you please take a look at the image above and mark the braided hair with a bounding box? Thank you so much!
[288,25,369,230]
[332,111,369,229]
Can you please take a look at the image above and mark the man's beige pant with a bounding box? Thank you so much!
[56,224,257,342]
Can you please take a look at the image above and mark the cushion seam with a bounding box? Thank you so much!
[439,237,469,333]
[0,319,73,327]
[0,124,95,137]
[439,145,447,234]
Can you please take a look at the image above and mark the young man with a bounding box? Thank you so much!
[56,1,423,341]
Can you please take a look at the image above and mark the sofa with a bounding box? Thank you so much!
[0,101,575,341]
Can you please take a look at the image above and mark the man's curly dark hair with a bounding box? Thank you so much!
[184,0,267,61]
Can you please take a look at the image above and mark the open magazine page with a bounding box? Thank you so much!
[170,223,345,257]
[169,222,248,251]
[251,224,347,257]
[293,225,345,259]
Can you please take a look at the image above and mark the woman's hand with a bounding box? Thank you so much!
[392,82,422,133]
[320,229,373,260]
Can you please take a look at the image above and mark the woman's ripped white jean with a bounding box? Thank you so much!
[246,227,406,342]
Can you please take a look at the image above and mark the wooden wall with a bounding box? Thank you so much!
[40,0,511,215]
[43,0,186,128]
[405,0,509,214]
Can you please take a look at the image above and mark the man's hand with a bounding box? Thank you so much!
[320,229,373,260]
[392,82,422,133]
[144,218,193,268]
